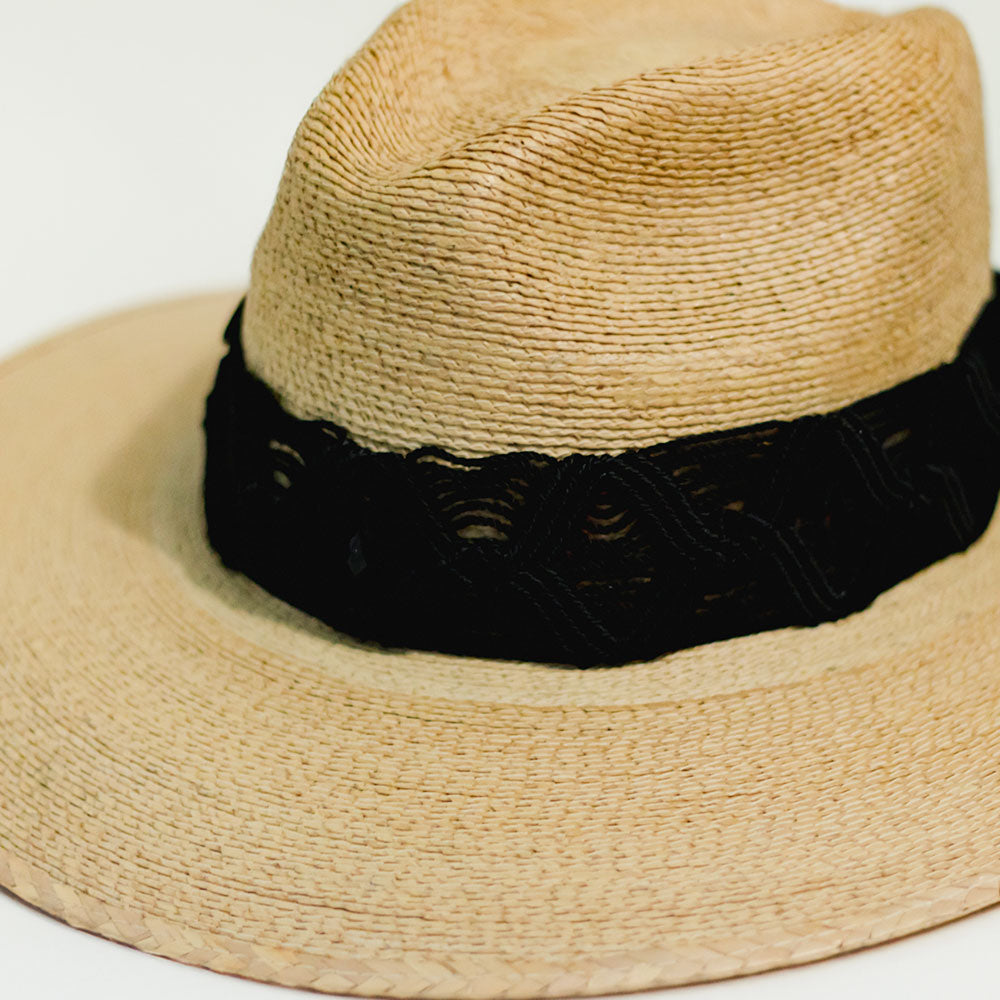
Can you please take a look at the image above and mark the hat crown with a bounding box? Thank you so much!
[241,0,991,458]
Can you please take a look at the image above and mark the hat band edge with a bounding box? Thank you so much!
[201,279,1000,668]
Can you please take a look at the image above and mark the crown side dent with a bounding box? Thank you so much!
[284,0,879,186]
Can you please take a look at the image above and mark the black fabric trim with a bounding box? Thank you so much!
[203,277,1000,667]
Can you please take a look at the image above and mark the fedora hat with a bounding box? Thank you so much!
[2,0,998,995]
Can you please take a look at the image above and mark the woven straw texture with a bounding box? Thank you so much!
[244,0,990,457]
[1,0,998,995]
[3,294,1000,998]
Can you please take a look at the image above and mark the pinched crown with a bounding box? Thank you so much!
[241,0,991,457]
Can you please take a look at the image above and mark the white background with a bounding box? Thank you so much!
[1,1,998,998]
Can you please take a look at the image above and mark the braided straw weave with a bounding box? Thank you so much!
[0,0,997,996]
[244,0,991,457]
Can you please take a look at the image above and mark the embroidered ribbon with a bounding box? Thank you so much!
[204,278,1000,667]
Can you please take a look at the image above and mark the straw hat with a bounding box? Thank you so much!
[2,0,997,994]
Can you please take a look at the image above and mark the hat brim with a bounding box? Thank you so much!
[3,292,1000,998]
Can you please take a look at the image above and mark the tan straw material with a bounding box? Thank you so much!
[4,293,1000,996]
[245,0,990,457]
[1,0,998,996]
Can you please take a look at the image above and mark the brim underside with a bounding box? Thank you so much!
[3,294,1000,999]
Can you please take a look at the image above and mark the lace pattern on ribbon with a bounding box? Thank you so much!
[204,279,1000,667]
